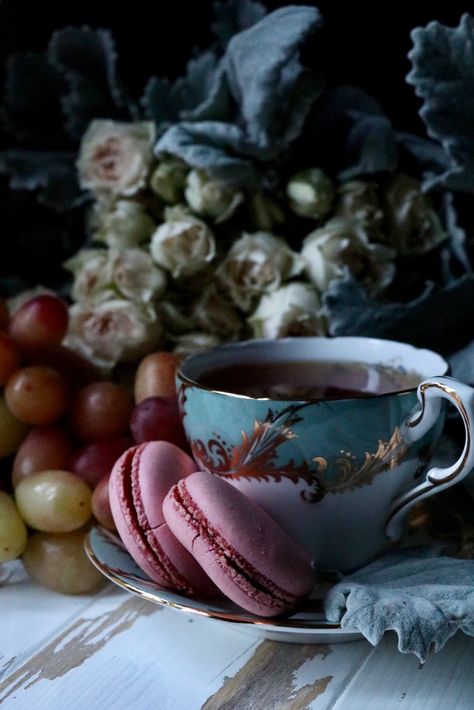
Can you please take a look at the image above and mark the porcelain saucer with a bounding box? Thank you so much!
[85,526,363,645]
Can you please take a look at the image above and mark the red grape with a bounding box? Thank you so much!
[5,366,70,425]
[134,351,181,403]
[0,299,9,330]
[0,332,21,385]
[130,396,188,449]
[70,382,134,442]
[33,345,101,389]
[12,425,76,487]
[10,294,69,352]
[91,475,116,531]
[70,436,133,487]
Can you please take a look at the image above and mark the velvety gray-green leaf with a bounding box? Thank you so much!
[0,149,83,211]
[325,547,474,661]
[48,26,136,139]
[323,273,474,354]
[211,0,267,49]
[407,14,474,193]
[224,5,324,151]
[3,53,66,144]
[155,121,262,186]
[338,113,398,180]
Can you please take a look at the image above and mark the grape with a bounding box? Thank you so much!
[0,396,28,458]
[33,345,101,389]
[134,351,181,403]
[12,425,75,488]
[0,492,28,562]
[70,381,133,442]
[91,475,116,531]
[15,470,92,533]
[0,333,21,385]
[22,530,104,594]
[5,366,70,425]
[70,436,133,487]
[0,299,9,330]
[9,294,69,352]
[130,396,188,449]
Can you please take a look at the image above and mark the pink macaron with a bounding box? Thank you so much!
[109,441,216,597]
[163,470,315,617]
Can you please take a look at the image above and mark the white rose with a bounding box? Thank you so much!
[191,285,243,337]
[65,248,166,304]
[249,283,325,339]
[184,169,243,223]
[150,218,216,279]
[109,249,167,303]
[172,332,222,357]
[217,231,304,311]
[65,250,113,304]
[67,299,162,367]
[301,218,395,294]
[77,120,155,196]
[89,199,156,248]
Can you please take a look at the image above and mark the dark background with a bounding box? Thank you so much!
[1,0,472,133]
[0,0,472,289]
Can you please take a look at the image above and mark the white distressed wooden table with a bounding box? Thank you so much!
[1,560,473,710]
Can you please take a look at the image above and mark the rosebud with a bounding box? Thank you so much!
[286,168,335,220]
[150,159,189,204]
[185,169,244,223]
[89,199,156,249]
[150,218,216,279]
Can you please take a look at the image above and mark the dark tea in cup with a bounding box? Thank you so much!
[197,359,422,400]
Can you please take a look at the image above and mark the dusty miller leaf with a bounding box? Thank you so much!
[48,26,136,139]
[3,53,65,144]
[0,149,83,212]
[211,0,267,49]
[325,547,474,662]
[323,273,474,354]
[224,5,324,151]
[407,14,474,193]
[338,112,398,180]
[155,121,261,186]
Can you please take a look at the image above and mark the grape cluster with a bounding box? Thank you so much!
[0,295,183,594]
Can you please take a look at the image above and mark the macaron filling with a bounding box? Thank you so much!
[119,446,193,594]
[171,479,301,611]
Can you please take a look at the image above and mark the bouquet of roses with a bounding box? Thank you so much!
[1,2,474,377]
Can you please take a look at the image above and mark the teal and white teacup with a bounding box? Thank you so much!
[176,337,474,572]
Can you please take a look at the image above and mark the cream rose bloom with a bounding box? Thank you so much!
[67,299,162,367]
[301,218,395,294]
[65,248,166,304]
[217,231,304,311]
[185,169,244,223]
[77,120,155,196]
[150,218,216,279]
[89,199,156,248]
[249,282,325,339]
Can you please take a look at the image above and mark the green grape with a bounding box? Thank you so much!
[0,396,28,458]
[22,530,104,594]
[0,492,28,562]
[15,470,92,533]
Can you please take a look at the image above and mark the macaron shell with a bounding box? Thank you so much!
[109,446,172,587]
[134,441,197,528]
[109,443,217,595]
[163,471,315,616]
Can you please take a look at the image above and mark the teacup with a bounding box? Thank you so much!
[176,337,474,572]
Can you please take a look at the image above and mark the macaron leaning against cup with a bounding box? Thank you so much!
[163,470,316,617]
[109,441,217,597]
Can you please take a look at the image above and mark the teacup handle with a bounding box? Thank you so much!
[385,375,474,540]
